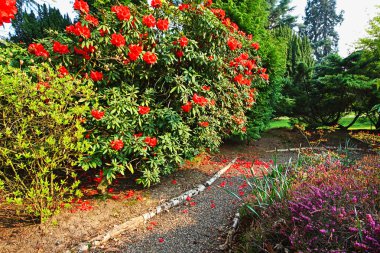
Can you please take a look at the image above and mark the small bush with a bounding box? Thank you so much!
[0,44,93,221]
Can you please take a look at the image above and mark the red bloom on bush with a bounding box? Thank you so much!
[202,86,210,91]
[260,73,269,81]
[53,41,70,54]
[227,37,241,51]
[142,14,156,28]
[111,5,131,21]
[91,109,105,120]
[144,137,158,148]
[28,43,49,58]
[138,106,150,115]
[151,0,162,8]
[192,93,208,106]
[66,22,91,39]
[58,66,69,77]
[143,52,158,64]
[178,36,188,47]
[110,139,124,151]
[73,0,89,14]
[85,14,99,26]
[156,19,169,31]
[179,4,190,11]
[111,33,125,47]
[90,71,103,82]
[251,42,260,50]
[199,121,209,127]
[176,50,184,58]
[99,28,108,36]
[128,44,143,61]
[0,0,17,26]
[204,0,213,7]
[181,101,192,113]
[211,8,225,20]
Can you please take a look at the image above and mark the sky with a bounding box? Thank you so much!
[1,0,379,57]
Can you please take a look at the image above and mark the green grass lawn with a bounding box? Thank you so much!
[267,116,375,130]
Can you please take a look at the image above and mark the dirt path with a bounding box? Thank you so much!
[94,176,248,253]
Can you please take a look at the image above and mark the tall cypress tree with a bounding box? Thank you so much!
[10,3,71,45]
[303,0,344,61]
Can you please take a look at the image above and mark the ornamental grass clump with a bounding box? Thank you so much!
[28,0,269,187]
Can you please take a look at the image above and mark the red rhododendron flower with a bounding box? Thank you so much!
[110,139,124,151]
[134,132,143,138]
[171,179,177,185]
[111,33,125,47]
[28,43,49,58]
[90,71,103,82]
[192,93,208,106]
[156,19,169,31]
[144,137,158,147]
[181,101,192,113]
[204,0,213,7]
[199,121,209,127]
[202,86,210,91]
[0,0,17,26]
[58,66,69,77]
[142,14,156,28]
[138,106,150,115]
[66,22,91,38]
[91,109,105,120]
[179,4,190,11]
[53,41,70,54]
[227,37,241,51]
[128,44,143,61]
[151,0,162,8]
[251,42,260,50]
[111,5,131,21]
[99,28,108,36]
[85,14,99,26]
[211,8,225,20]
[260,73,269,81]
[178,36,188,47]
[143,52,158,65]
[176,50,184,58]
[73,0,89,14]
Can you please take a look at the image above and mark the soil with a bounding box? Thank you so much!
[0,128,374,253]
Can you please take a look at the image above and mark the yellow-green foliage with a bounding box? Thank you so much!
[0,51,94,221]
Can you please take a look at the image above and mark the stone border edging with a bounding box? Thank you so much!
[72,157,238,252]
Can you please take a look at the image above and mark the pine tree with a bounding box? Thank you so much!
[10,3,71,45]
[267,0,297,29]
[303,0,344,61]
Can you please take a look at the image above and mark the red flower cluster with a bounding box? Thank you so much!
[66,22,91,39]
[110,139,124,151]
[178,36,189,47]
[202,86,210,91]
[204,0,213,7]
[58,66,69,77]
[151,0,162,8]
[73,0,89,14]
[126,44,141,61]
[193,93,208,106]
[74,45,95,60]
[143,14,156,28]
[85,14,99,26]
[156,19,169,31]
[111,33,125,47]
[0,0,17,26]
[111,5,131,21]
[90,71,103,82]
[144,137,158,147]
[99,28,108,36]
[199,121,209,127]
[251,42,260,50]
[28,43,49,58]
[138,106,150,115]
[258,68,269,81]
[143,52,158,64]
[176,50,184,58]
[91,109,105,120]
[179,3,190,11]
[53,41,70,54]
[181,101,192,113]
[234,74,251,86]
[227,37,242,51]
[210,8,225,20]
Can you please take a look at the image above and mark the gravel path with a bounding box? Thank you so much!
[94,176,249,253]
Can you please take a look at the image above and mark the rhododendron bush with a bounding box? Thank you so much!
[26,0,268,187]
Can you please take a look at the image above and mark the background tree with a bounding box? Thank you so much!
[267,0,297,29]
[303,0,344,61]
[10,3,71,45]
